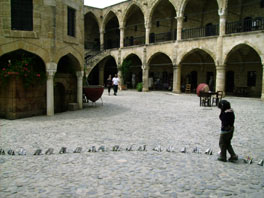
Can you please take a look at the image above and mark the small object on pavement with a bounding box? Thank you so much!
[8,149,15,155]
[205,148,213,155]
[243,156,253,164]
[112,145,120,151]
[34,149,42,155]
[73,147,82,153]
[153,145,162,152]
[88,146,97,152]
[180,147,186,153]
[45,148,54,155]
[138,145,147,151]
[257,160,263,166]
[126,145,134,151]
[166,145,175,152]
[98,146,105,152]
[192,147,200,153]
[59,147,67,154]
[17,148,26,155]
[0,148,5,155]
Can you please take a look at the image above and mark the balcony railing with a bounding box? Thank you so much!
[149,30,176,43]
[226,18,264,34]
[84,41,100,51]
[124,36,145,47]
[182,25,219,39]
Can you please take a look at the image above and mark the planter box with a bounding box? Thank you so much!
[0,75,46,119]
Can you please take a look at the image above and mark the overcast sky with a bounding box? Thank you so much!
[84,0,128,8]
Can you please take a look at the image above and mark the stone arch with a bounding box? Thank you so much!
[179,48,217,92]
[123,2,145,22]
[55,46,83,71]
[0,41,49,67]
[122,53,143,88]
[147,52,174,91]
[179,48,217,66]
[149,0,177,20]
[84,11,100,27]
[148,51,173,65]
[84,11,101,50]
[224,43,263,97]
[179,0,220,17]
[224,42,263,65]
[102,10,120,30]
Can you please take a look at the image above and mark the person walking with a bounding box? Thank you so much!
[106,74,112,95]
[112,74,119,96]
[217,100,238,162]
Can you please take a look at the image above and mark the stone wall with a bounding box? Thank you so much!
[0,75,46,120]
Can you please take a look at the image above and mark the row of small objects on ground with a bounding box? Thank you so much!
[0,146,263,166]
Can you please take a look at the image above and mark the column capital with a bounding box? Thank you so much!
[218,8,227,17]
[141,64,149,70]
[216,64,226,70]
[173,64,178,69]
[176,16,184,21]
[46,69,56,79]
[76,71,84,78]
[46,62,57,70]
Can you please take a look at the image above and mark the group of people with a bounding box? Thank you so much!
[106,74,119,96]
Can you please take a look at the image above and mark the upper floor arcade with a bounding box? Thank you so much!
[84,0,264,51]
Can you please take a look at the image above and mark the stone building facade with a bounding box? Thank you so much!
[0,0,84,118]
[0,0,263,118]
[84,0,264,100]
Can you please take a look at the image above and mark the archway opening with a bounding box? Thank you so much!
[0,49,46,119]
[180,49,216,93]
[123,54,142,88]
[182,0,219,39]
[150,0,177,43]
[104,12,120,49]
[84,12,100,50]
[225,44,262,97]
[87,56,117,86]
[124,5,145,46]
[149,53,173,91]
[56,54,80,112]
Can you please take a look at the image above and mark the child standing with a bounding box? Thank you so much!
[217,100,238,162]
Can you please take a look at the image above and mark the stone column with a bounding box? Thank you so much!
[219,12,227,36]
[145,23,151,45]
[261,64,264,101]
[100,30,104,51]
[142,64,149,92]
[120,27,124,48]
[216,65,226,94]
[99,65,104,86]
[76,71,84,109]
[176,16,183,41]
[46,69,56,116]
[172,64,181,93]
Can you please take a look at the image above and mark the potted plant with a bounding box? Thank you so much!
[119,60,131,90]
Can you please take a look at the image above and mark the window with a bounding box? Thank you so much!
[247,71,257,86]
[156,21,160,27]
[134,25,137,32]
[261,0,264,8]
[11,0,33,31]
[67,7,76,37]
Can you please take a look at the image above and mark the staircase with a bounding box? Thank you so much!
[84,50,110,69]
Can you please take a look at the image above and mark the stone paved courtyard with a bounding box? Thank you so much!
[0,90,264,198]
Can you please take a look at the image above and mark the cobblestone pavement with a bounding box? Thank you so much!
[0,90,264,198]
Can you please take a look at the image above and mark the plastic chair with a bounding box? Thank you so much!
[212,91,223,106]
[185,84,191,93]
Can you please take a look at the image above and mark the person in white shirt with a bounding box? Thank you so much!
[112,74,119,95]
